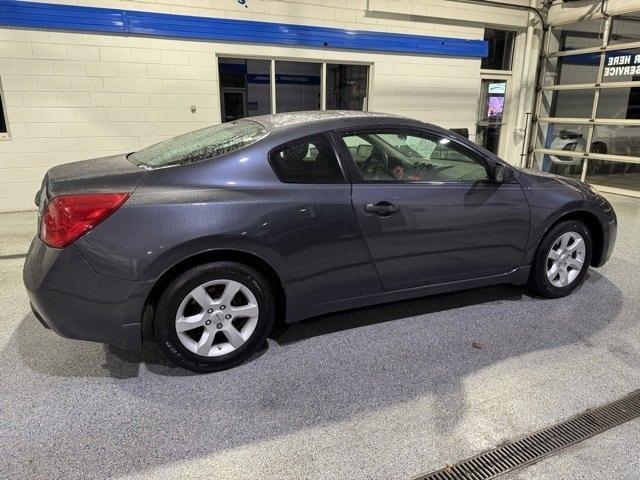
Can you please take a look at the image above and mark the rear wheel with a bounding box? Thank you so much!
[154,262,275,372]
[530,220,592,298]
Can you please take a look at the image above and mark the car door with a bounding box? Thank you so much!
[333,127,530,292]
[265,132,383,311]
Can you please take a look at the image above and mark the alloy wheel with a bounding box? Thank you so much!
[546,231,586,288]
[174,279,259,357]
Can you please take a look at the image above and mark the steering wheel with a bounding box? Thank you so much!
[361,147,391,179]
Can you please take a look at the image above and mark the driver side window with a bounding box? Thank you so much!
[341,131,489,182]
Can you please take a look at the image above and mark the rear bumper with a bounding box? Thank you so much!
[23,237,153,351]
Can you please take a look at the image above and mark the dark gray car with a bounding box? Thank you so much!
[23,111,617,372]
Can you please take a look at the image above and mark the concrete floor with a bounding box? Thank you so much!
[1,193,639,480]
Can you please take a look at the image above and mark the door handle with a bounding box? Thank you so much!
[364,201,399,216]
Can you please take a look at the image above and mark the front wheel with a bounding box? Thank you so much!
[154,262,275,372]
[530,220,592,298]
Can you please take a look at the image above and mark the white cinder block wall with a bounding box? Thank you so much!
[0,0,532,212]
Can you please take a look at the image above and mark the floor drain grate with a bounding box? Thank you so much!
[0,253,28,261]
[415,389,640,480]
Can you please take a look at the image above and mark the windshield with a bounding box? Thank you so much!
[128,120,267,168]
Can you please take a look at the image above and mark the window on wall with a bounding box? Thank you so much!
[609,12,640,45]
[546,89,596,118]
[543,53,600,86]
[218,58,271,123]
[598,88,640,119]
[476,79,507,154]
[481,29,515,71]
[275,61,322,113]
[0,78,7,136]
[602,49,640,83]
[217,58,369,122]
[326,64,369,110]
[478,29,514,157]
[532,13,640,195]
[548,17,606,52]
[0,97,6,135]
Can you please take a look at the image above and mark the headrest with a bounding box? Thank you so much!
[281,143,309,164]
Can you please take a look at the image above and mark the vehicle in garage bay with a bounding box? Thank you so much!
[23,111,617,372]
[548,106,640,176]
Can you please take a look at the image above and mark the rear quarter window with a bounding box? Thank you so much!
[128,120,267,168]
[269,134,345,183]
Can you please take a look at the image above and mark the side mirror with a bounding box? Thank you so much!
[494,163,506,183]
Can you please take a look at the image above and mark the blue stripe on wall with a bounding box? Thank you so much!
[0,0,488,58]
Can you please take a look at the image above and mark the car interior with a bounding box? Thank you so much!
[341,132,491,182]
[272,138,343,182]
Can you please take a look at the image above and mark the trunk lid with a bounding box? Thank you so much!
[36,154,147,206]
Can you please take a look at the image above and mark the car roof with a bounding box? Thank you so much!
[247,111,460,147]
[251,110,416,132]
[243,112,502,168]
[161,111,500,183]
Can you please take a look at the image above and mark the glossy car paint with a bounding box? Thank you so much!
[23,112,617,351]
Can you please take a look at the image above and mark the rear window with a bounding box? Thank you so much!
[127,120,267,168]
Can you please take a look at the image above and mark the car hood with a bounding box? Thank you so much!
[516,167,595,195]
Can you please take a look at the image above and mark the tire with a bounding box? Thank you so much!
[154,262,275,372]
[530,220,592,298]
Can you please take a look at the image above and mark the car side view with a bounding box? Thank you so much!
[23,111,617,372]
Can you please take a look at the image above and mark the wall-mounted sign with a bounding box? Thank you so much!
[603,53,640,78]
[246,74,321,85]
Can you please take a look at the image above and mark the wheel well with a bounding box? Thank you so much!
[141,250,286,334]
[547,210,604,267]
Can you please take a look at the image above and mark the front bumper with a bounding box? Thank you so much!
[599,216,617,267]
[594,195,617,268]
[23,236,153,351]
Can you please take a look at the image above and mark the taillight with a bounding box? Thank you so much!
[40,192,129,248]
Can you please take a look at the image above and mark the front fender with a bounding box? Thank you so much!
[520,181,614,267]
